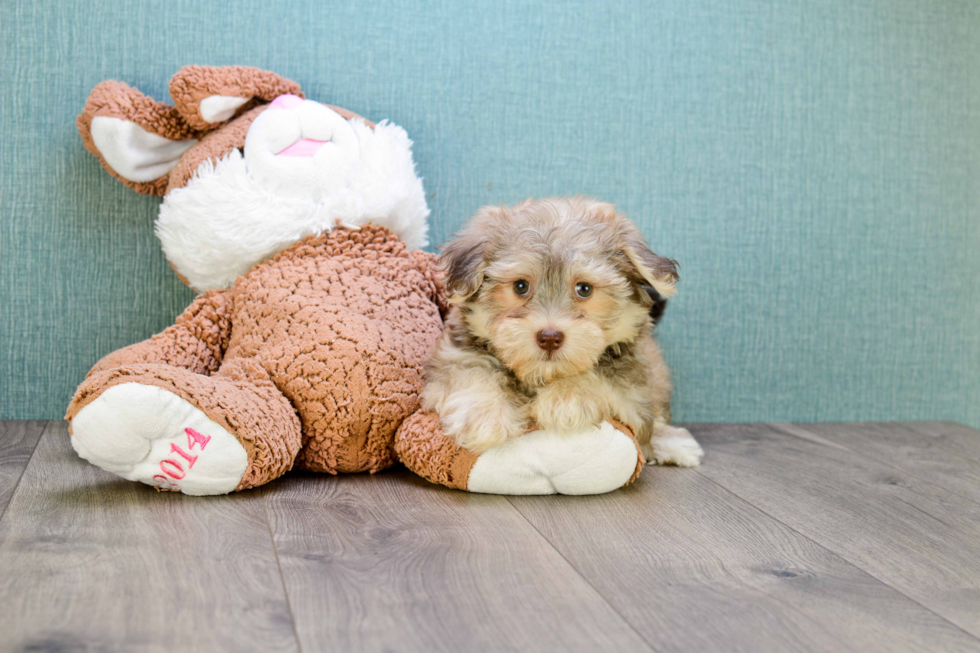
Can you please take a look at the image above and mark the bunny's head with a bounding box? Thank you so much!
[79,65,429,290]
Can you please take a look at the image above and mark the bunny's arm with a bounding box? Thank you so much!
[87,290,234,378]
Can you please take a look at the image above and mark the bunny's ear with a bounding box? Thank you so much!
[77,80,199,196]
[169,65,304,131]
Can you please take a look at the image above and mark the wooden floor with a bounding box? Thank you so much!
[1,422,979,652]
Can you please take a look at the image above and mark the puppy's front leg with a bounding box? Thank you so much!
[423,364,527,454]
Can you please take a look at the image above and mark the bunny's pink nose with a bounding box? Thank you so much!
[270,94,304,110]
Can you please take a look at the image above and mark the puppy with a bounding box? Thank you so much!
[423,197,703,467]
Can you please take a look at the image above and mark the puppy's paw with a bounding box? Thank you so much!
[441,403,526,455]
[457,419,520,454]
[643,425,704,467]
[531,383,605,433]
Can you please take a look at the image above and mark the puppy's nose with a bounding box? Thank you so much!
[536,329,565,353]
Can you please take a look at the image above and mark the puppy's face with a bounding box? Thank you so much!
[443,197,678,385]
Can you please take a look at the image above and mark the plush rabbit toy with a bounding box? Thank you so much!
[66,65,444,494]
[67,65,645,496]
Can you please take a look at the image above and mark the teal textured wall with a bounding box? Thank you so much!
[1,0,978,425]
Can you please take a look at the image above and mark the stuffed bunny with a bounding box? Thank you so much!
[66,66,443,494]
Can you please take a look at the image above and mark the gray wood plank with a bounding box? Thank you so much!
[774,422,980,507]
[906,421,980,463]
[0,421,300,653]
[266,468,653,653]
[507,464,980,653]
[692,422,980,639]
[0,420,45,521]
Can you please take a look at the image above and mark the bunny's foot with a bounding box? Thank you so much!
[70,382,249,495]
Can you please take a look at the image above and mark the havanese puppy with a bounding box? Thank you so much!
[423,197,703,467]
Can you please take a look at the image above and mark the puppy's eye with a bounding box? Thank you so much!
[575,282,593,299]
[513,279,530,296]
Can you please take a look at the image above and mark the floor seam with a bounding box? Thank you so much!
[505,495,664,653]
[0,421,47,527]
[263,490,305,653]
[692,466,980,644]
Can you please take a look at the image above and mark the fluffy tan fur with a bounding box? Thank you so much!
[423,197,703,466]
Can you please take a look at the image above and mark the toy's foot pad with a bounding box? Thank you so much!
[71,383,249,496]
[644,425,704,467]
[466,422,640,495]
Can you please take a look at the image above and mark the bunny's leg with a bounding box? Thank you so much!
[81,290,234,378]
[67,358,301,495]
[66,292,301,494]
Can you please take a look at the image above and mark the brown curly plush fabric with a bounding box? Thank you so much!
[395,412,645,491]
[395,411,479,490]
[66,225,445,490]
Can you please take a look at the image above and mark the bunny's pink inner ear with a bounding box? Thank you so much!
[169,65,304,131]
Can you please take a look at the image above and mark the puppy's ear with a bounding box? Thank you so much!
[618,220,679,298]
[441,229,488,304]
[441,204,509,304]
